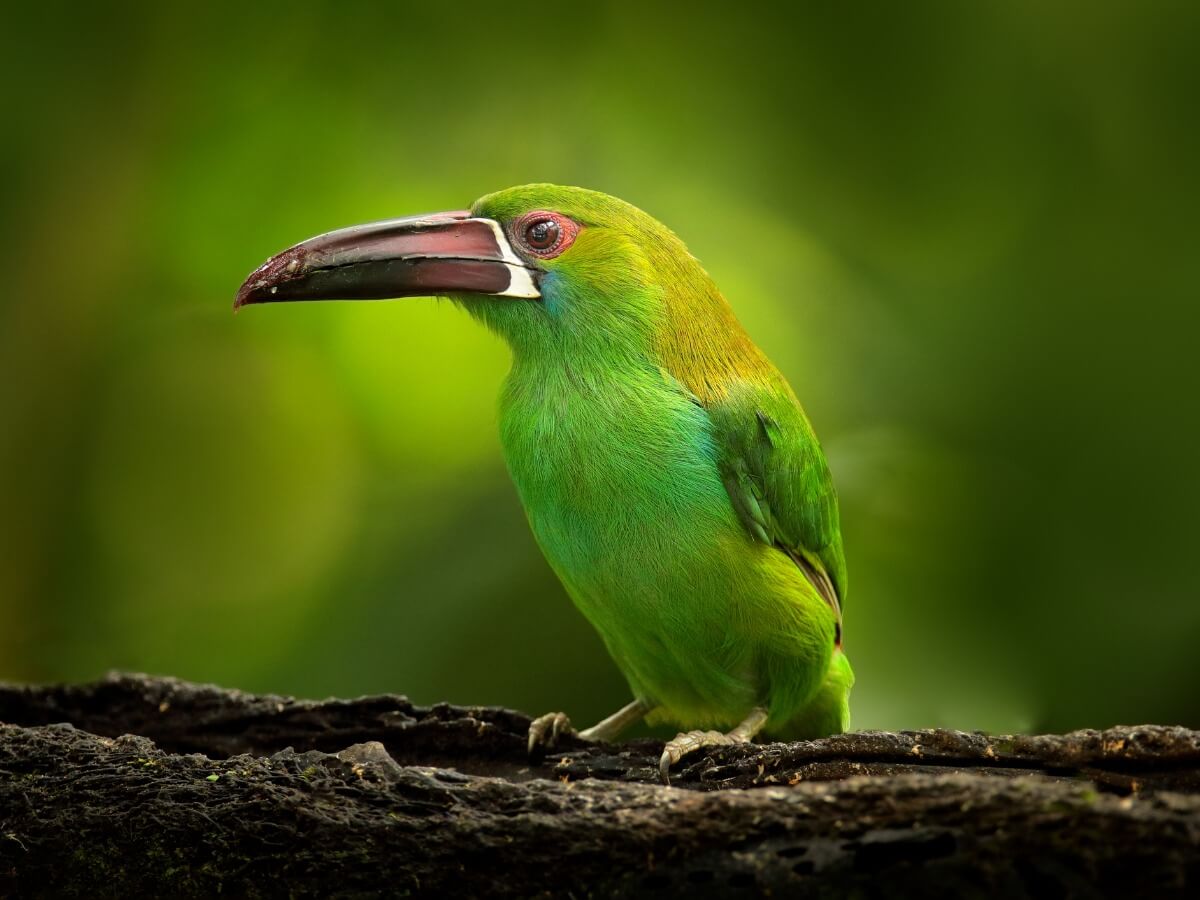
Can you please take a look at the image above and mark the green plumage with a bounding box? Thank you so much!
[463,185,852,737]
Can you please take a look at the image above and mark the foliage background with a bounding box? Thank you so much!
[2,1,1197,735]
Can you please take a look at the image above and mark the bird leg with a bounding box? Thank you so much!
[659,706,769,784]
[579,698,653,741]
[527,698,653,755]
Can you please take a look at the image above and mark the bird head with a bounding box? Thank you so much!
[236,184,742,368]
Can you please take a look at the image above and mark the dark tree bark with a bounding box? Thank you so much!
[1,673,1198,898]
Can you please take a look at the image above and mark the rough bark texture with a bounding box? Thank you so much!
[1,674,1198,898]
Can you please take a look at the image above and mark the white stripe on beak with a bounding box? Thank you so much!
[481,219,541,299]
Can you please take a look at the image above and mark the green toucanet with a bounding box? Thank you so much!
[236,185,853,780]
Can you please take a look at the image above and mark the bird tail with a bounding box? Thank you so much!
[773,648,854,740]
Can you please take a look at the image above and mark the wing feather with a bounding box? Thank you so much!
[704,381,846,632]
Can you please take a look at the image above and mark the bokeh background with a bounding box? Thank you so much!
[2,1,1197,736]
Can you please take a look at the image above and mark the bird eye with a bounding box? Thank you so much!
[513,211,578,259]
[525,218,559,250]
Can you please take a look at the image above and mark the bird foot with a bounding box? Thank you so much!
[658,707,769,784]
[658,729,741,783]
[527,711,576,756]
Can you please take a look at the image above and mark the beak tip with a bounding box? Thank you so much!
[234,250,307,310]
[232,280,263,311]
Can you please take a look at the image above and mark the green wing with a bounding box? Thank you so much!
[704,381,846,626]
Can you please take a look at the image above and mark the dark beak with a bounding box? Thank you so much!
[234,210,539,310]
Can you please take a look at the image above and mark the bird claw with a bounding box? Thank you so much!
[658,729,735,784]
[527,711,575,756]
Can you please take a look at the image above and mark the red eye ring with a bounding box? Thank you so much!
[513,211,579,259]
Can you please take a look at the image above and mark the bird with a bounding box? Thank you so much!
[236,185,853,782]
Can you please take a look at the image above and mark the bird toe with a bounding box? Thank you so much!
[527,711,574,757]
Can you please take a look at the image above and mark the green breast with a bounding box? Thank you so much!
[496,361,770,722]
[499,364,731,586]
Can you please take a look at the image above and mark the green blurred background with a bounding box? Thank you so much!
[2,1,1197,736]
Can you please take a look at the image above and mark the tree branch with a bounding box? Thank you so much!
[2,673,1197,897]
